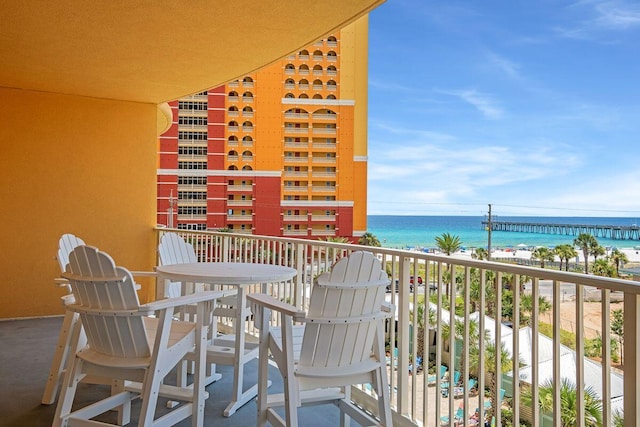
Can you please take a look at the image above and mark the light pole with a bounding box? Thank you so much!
[487,204,492,260]
[167,190,177,228]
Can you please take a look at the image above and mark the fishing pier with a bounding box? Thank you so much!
[481,220,640,241]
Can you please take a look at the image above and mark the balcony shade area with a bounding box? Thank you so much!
[0,1,383,319]
[0,0,383,105]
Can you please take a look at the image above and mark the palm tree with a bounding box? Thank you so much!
[471,247,488,260]
[435,232,462,255]
[520,293,552,326]
[592,258,615,277]
[358,232,381,247]
[591,245,606,262]
[435,233,462,295]
[610,248,629,276]
[574,233,599,274]
[442,318,485,379]
[522,378,602,426]
[469,340,513,422]
[555,244,577,271]
[531,247,555,268]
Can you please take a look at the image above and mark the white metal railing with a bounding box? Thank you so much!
[282,215,308,222]
[227,185,252,191]
[154,228,640,427]
[227,200,253,206]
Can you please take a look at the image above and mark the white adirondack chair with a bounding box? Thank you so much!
[158,232,198,298]
[247,251,394,427]
[41,233,86,405]
[53,245,226,427]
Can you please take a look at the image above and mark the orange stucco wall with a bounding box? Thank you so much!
[0,87,158,318]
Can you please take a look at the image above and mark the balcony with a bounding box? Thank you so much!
[283,156,309,164]
[284,112,310,120]
[6,228,640,426]
[283,171,309,178]
[227,184,253,192]
[282,214,309,222]
[283,127,309,134]
[178,123,208,131]
[227,199,253,206]
[284,141,309,148]
[311,214,336,221]
[310,229,335,236]
[283,185,309,193]
[312,127,337,135]
[149,229,637,427]
[226,214,253,221]
[311,156,336,164]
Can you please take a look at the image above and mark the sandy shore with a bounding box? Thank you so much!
[456,247,640,264]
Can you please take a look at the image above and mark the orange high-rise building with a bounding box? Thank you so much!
[158,17,369,241]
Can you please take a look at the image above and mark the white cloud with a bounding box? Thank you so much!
[558,0,640,39]
[438,88,504,120]
[485,51,522,80]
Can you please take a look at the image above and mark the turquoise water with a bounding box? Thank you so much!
[367,216,640,250]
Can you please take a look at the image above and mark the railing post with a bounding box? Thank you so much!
[397,255,411,415]
[222,235,230,262]
[624,293,640,427]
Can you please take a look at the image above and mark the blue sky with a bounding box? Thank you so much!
[366,0,640,217]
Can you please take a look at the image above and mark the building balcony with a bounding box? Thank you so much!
[282,214,309,222]
[177,184,207,191]
[241,126,253,132]
[310,229,335,236]
[228,125,239,132]
[227,110,240,118]
[284,83,295,90]
[283,157,309,164]
[311,171,336,178]
[311,214,336,221]
[178,123,208,131]
[227,155,239,162]
[242,96,254,103]
[176,213,206,220]
[227,184,253,192]
[311,157,336,164]
[284,141,309,149]
[283,127,309,134]
[283,171,309,178]
[284,112,310,120]
[311,186,336,193]
[283,186,309,193]
[228,96,239,103]
[312,127,337,135]
[226,214,253,221]
[178,154,208,161]
[242,111,254,118]
[282,229,309,236]
[311,113,337,121]
[227,199,253,207]
[298,84,309,90]
[311,142,336,150]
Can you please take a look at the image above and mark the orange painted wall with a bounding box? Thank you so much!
[0,87,158,318]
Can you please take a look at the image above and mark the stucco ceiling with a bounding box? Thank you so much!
[0,0,384,104]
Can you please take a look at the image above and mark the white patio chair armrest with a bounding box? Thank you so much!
[130,270,157,277]
[142,289,235,312]
[247,293,306,321]
[381,301,395,316]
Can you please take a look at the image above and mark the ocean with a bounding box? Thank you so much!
[367,216,640,250]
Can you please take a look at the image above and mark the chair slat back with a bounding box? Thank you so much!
[57,233,85,273]
[299,251,388,369]
[66,245,150,359]
[158,232,197,265]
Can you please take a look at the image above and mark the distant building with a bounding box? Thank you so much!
[157,17,370,241]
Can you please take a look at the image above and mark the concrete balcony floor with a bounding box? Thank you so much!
[0,317,341,427]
